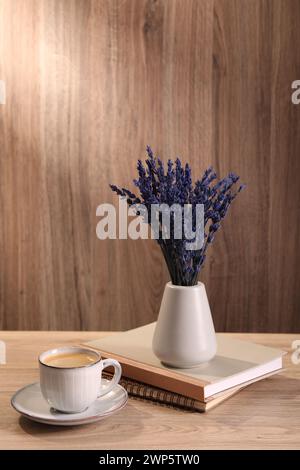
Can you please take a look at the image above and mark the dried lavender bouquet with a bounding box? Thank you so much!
[110,146,244,286]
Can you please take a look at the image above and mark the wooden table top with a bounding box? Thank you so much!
[0,331,299,450]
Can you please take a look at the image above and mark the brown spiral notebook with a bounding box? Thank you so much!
[102,372,243,412]
[101,368,282,412]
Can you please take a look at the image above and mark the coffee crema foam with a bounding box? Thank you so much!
[43,352,97,368]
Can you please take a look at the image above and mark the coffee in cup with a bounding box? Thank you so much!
[42,351,97,368]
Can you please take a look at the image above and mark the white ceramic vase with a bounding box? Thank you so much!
[152,282,217,368]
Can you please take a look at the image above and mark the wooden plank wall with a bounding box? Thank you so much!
[0,0,299,331]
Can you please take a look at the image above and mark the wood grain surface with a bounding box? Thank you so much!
[0,331,299,450]
[0,0,299,331]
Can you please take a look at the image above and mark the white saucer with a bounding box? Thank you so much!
[11,379,128,426]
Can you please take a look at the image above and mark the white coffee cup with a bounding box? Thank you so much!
[39,346,122,413]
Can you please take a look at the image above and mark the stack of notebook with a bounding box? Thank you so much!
[84,323,284,412]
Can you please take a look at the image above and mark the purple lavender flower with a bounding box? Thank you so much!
[110,147,245,286]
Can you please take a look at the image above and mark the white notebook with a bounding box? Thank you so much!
[85,323,284,401]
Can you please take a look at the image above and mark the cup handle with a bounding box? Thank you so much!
[98,358,122,397]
